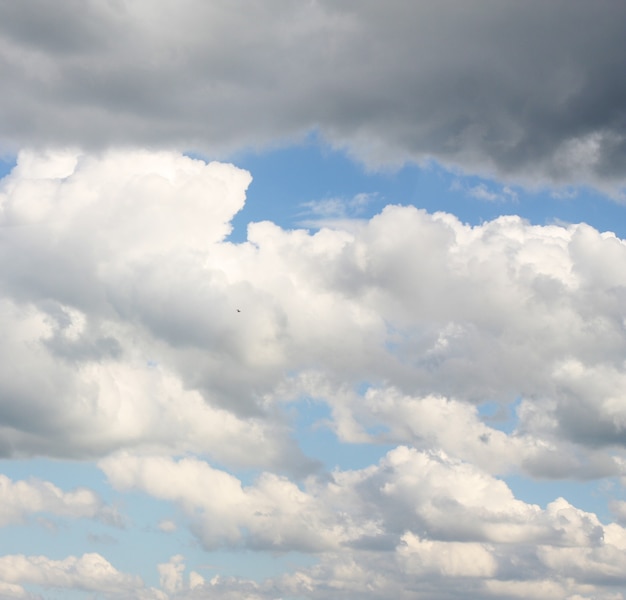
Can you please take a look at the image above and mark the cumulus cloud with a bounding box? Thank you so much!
[0,474,118,527]
[100,451,369,552]
[0,149,312,473]
[158,555,185,595]
[1,2,625,192]
[2,149,626,596]
[1,149,626,480]
[99,447,608,552]
[0,553,143,596]
[99,449,626,599]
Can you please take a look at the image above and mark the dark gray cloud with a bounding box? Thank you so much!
[1,1,625,192]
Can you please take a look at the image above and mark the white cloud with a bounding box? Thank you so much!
[72,444,626,598]
[1,150,626,479]
[0,553,143,595]
[1,149,626,597]
[158,555,185,595]
[0,581,34,600]
[158,519,177,533]
[609,500,626,526]
[0,474,118,527]
[0,150,312,473]
[299,192,376,220]
[451,180,519,203]
[397,532,497,578]
[99,447,622,555]
[100,452,376,552]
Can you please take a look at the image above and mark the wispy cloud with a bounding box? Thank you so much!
[296,192,378,228]
[300,192,377,218]
[451,179,518,203]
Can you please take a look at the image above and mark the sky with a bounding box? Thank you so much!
[1,1,626,598]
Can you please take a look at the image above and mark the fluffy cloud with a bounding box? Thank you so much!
[0,474,118,527]
[0,553,144,596]
[3,4,626,594]
[100,449,626,599]
[99,447,611,552]
[1,149,626,481]
[2,149,626,598]
[100,451,371,552]
[1,2,625,192]
[0,149,313,473]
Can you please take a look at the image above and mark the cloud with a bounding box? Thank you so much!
[1,149,626,480]
[296,192,378,230]
[100,447,608,550]
[451,180,518,203]
[2,5,625,592]
[0,474,119,527]
[99,449,626,599]
[0,553,144,596]
[299,192,376,218]
[0,149,314,474]
[158,519,177,533]
[1,2,625,193]
[0,581,35,600]
[158,555,185,595]
[306,384,623,479]
[100,451,374,552]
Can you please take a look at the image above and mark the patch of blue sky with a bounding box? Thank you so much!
[0,460,323,587]
[24,587,87,600]
[448,173,626,238]
[0,155,15,179]
[478,398,522,435]
[0,458,109,497]
[191,548,318,584]
[0,521,77,559]
[3,144,624,241]
[106,495,181,566]
[0,454,338,586]
[354,381,376,396]
[293,397,394,472]
[0,518,161,589]
[0,459,189,588]
[11,514,166,590]
[223,139,626,242]
[504,473,619,524]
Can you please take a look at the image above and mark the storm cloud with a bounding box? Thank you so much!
[1,0,625,193]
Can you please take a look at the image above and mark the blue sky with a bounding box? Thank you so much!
[231,137,626,239]
[1,2,626,599]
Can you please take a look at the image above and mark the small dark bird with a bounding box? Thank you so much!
[236,309,241,312]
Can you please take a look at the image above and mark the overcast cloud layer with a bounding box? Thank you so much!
[1,150,626,597]
[1,0,626,193]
